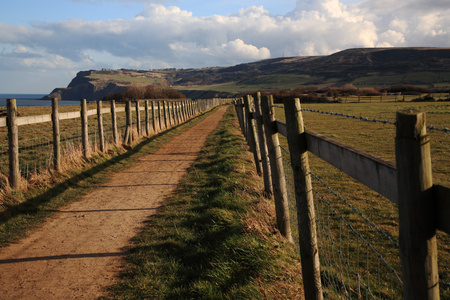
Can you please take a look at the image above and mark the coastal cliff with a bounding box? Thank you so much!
[42,71,126,100]
[43,47,450,100]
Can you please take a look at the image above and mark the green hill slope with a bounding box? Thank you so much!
[44,47,450,100]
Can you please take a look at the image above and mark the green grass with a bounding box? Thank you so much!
[273,100,449,297]
[103,106,304,299]
[87,73,163,85]
[352,72,450,88]
[239,74,318,89]
[174,74,320,92]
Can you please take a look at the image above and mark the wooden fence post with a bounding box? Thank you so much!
[124,101,133,144]
[170,102,174,125]
[151,101,157,133]
[97,100,105,152]
[254,94,273,197]
[81,99,90,158]
[145,100,150,136]
[163,101,168,129]
[52,98,61,171]
[111,100,119,144]
[284,98,323,300]
[136,101,141,138]
[260,95,293,242]
[7,99,20,188]
[157,101,162,131]
[243,95,262,176]
[180,101,185,122]
[171,102,175,126]
[176,102,181,124]
[395,110,439,299]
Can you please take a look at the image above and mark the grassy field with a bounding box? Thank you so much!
[87,73,163,85]
[272,100,449,298]
[353,72,450,88]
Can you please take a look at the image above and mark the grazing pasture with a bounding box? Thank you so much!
[235,96,449,299]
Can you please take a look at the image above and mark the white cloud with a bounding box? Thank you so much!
[0,0,449,93]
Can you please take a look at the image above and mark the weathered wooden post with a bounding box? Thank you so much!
[151,101,157,133]
[110,100,119,144]
[172,102,176,126]
[180,101,185,122]
[243,95,262,176]
[260,95,293,242]
[97,100,105,152]
[51,98,61,171]
[124,101,133,144]
[163,101,168,129]
[7,99,20,188]
[81,99,90,158]
[395,109,439,299]
[136,101,141,137]
[157,101,162,131]
[171,102,175,125]
[171,102,175,126]
[254,93,273,197]
[145,100,150,136]
[284,98,323,300]
[176,102,181,124]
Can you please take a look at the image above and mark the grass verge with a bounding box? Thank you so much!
[0,109,216,249]
[104,106,304,299]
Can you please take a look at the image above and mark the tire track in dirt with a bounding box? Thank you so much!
[0,106,228,299]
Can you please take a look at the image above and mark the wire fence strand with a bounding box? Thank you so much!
[280,145,404,298]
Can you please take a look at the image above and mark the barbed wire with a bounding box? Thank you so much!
[302,108,397,126]
[301,108,450,133]
[273,104,449,133]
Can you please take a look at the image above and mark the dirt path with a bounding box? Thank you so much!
[0,106,228,299]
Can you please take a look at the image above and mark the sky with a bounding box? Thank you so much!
[1,0,449,93]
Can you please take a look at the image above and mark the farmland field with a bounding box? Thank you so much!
[271,100,449,298]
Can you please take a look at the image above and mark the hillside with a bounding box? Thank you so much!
[43,47,450,100]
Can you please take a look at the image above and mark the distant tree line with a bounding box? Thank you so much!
[104,84,185,101]
[247,84,450,103]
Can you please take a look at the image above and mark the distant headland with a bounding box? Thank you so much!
[42,47,450,100]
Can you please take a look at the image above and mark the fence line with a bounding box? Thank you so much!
[1,98,228,188]
[300,108,450,133]
[234,94,449,299]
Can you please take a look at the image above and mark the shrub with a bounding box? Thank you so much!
[411,94,436,102]
[105,84,185,101]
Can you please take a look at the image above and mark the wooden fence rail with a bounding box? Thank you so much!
[1,98,225,189]
[234,94,449,300]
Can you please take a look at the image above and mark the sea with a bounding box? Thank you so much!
[0,94,80,107]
